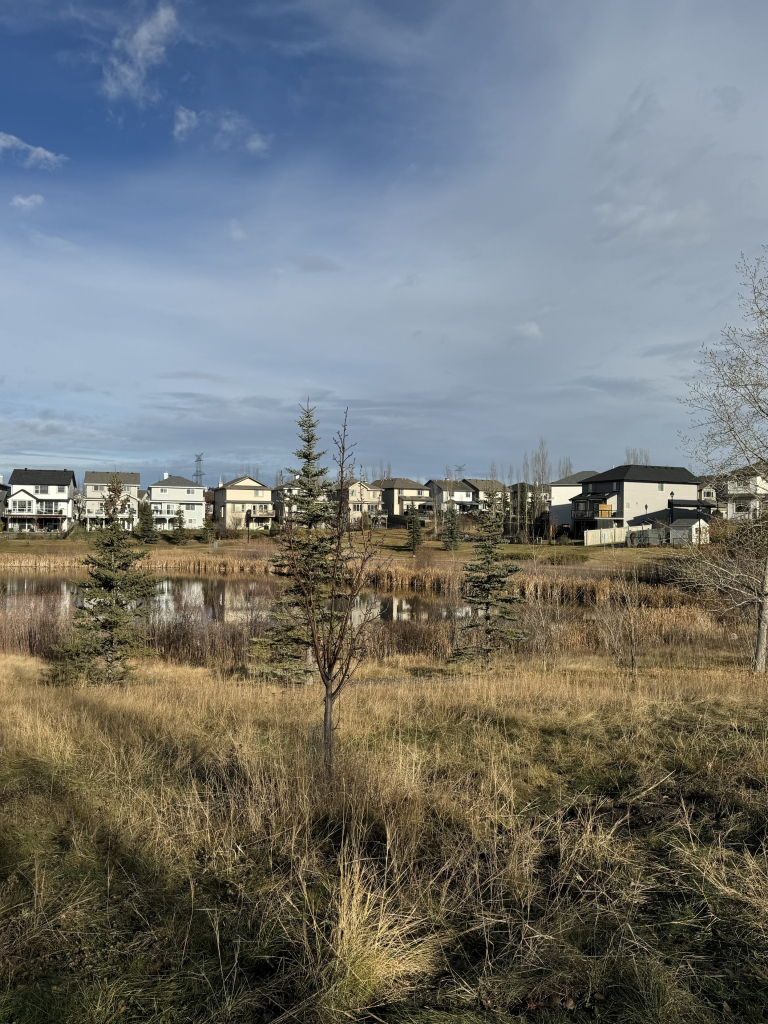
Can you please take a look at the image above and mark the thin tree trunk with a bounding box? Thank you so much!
[323,684,334,772]
[754,551,768,672]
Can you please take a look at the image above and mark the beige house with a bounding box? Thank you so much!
[214,476,275,530]
[372,478,431,517]
[82,472,140,530]
[333,479,384,525]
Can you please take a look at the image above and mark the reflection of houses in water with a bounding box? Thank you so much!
[377,594,471,622]
[3,575,76,614]
[3,574,469,627]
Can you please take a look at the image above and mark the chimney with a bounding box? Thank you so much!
[163,472,169,480]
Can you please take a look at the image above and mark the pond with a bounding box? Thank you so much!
[0,575,470,623]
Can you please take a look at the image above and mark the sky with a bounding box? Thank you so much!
[1,0,767,488]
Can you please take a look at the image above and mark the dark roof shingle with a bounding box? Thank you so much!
[9,469,76,487]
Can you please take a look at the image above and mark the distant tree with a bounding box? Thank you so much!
[56,475,156,683]
[557,456,573,479]
[406,502,422,552]
[454,488,524,664]
[134,501,157,543]
[625,447,651,465]
[442,504,462,550]
[253,404,379,772]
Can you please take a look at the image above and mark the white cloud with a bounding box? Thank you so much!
[228,219,247,241]
[214,111,270,155]
[0,132,65,169]
[173,106,199,141]
[103,4,178,104]
[511,321,542,339]
[10,194,45,210]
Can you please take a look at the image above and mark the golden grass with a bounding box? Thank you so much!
[1,654,767,1021]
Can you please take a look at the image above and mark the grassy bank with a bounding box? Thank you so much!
[1,655,767,1022]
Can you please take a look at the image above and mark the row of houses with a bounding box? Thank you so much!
[0,461,765,538]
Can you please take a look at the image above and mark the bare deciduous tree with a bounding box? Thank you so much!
[683,250,768,670]
[625,447,650,465]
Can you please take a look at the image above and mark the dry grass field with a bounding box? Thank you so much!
[1,653,767,1023]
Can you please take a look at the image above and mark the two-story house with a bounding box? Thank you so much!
[715,467,768,519]
[6,469,77,533]
[213,476,275,530]
[548,471,597,532]
[332,479,384,525]
[82,472,140,530]
[463,478,507,511]
[373,479,432,517]
[569,465,700,536]
[426,479,475,514]
[147,473,205,531]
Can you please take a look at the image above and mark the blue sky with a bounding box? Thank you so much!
[1,0,767,487]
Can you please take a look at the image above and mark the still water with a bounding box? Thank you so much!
[1,576,469,623]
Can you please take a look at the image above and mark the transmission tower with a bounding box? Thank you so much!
[194,454,205,487]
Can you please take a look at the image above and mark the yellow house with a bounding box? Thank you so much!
[213,476,275,530]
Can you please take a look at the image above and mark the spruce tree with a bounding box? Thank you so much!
[59,475,156,683]
[253,404,379,771]
[135,500,157,543]
[202,515,215,544]
[406,502,422,551]
[454,489,524,664]
[442,504,461,550]
[171,506,187,544]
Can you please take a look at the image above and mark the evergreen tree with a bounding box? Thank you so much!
[253,405,379,771]
[406,502,422,551]
[454,489,524,664]
[442,504,461,550]
[202,515,215,544]
[171,506,187,544]
[134,500,157,543]
[57,475,156,683]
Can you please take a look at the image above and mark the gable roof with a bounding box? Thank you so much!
[218,476,268,489]
[148,475,198,488]
[584,465,699,485]
[84,472,140,485]
[371,478,423,488]
[426,479,474,491]
[462,478,505,491]
[9,469,76,487]
[550,470,598,487]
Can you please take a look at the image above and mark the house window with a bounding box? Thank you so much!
[58,486,66,494]
[258,504,269,512]
[12,500,31,512]
[658,483,664,491]
[187,488,195,494]
[35,485,48,495]
[160,488,167,494]
[703,489,714,498]
[185,504,196,511]
[735,502,751,514]
[352,503,362,512]
[166,505,173,515]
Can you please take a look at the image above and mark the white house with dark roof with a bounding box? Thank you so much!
[6,469,77,532]
[425,479,474,513]
[462,479,507,511]
[548,471,598,531]
[569,465,700,536]
[147,473,204,531]
[82,472,141,530]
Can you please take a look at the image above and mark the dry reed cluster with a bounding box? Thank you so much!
[0,657,766,1022]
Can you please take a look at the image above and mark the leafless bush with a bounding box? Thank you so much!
[0,596,70,657]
